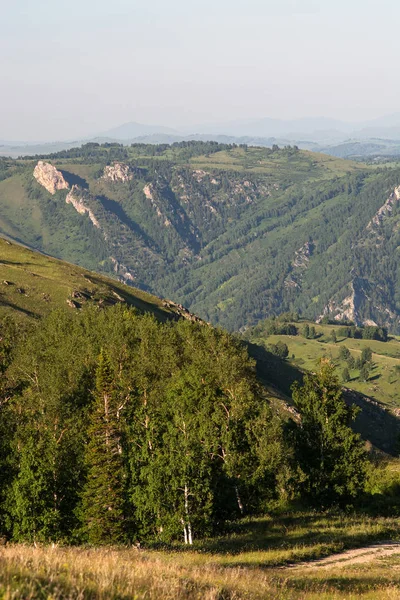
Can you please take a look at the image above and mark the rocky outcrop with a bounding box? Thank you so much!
[103,162,133,183]
[110,256,135,283]
[367,185,400,230]
[33,161,69,195]
[162,299,208,324]
[284,242,313,289]
[318,278,364,324]
[318,277,398,328]
[66,186,100,229]
[143,184,171,225]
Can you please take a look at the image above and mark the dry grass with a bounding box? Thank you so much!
[2,512,400,599]
[0,545,228,600]
[2,543,400,600]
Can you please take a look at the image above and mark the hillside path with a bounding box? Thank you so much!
[288,541,400,570]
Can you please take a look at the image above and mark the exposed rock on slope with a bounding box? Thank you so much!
[319,283,358,323]
[367,185,400,230]
[285,242,313,289]
[33,161,69,195]
[103,162,133,183]
[66,185,100,229]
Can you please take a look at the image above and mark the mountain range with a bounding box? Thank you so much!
[2,141,400,333]
[5,113,400,159]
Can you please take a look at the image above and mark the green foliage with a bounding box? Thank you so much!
[308,325,316,339]
[342,367,351,383]
[78,350,128,545]
[291,360,368,506]
[243,318,298,339]
[360,362,371,382]
[269,341,289,359]
[361,347,373,364]
[0,305,285,544]
[339,346,351,360]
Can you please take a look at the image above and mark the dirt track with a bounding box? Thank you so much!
[289,542,400,570]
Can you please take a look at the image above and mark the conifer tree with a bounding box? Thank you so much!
[342,367,350,383]
[292,360,367,505]
[79,350,128,544]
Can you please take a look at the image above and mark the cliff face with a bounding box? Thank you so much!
[66,186,100,229]
[103,163,133,183]
[33,161,69,195]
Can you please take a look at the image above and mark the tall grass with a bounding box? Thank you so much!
[1,511,400,599]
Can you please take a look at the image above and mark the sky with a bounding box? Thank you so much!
[2,0,400,141]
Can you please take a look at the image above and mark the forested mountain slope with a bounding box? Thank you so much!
[2,141,400,331]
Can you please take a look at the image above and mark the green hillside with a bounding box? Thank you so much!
[0,237,175,323]
[2,141,400,332]
[244,318,400,409]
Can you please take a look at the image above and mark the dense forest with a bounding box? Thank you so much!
[0,303,368,545]
[2,142,400,332]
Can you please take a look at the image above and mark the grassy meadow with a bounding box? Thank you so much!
[252,321,400,410]
[2,510,400,599]
[0,238,172,323]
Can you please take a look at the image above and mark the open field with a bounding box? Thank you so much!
[2,512,400,599]
[249,321,400,409]
[189,146,368,179]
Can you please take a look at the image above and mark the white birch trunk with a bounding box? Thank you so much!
[184,484,193,545]
[235,486,244,515]
[181,519,188,544]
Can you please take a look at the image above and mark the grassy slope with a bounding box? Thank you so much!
[0,237,172,323]
[189,146,367,178]
[248,321,400,410]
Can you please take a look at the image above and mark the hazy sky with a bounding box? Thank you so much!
[2,0,400,140]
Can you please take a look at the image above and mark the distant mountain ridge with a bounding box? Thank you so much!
[4,113,400,159]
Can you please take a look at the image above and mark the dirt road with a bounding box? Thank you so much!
[289,542,400,570]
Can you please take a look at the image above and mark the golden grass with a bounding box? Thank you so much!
[2,543,400,600]
[1,513,400,599]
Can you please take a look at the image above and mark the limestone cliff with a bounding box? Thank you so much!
[66,185,100,229]
[33,161,69,195]
[103,162,133,183]
[367,185,400,230]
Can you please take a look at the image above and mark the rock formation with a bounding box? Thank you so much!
[66,186,100,229]
[33,161,69,195]
[103,162,133,183]
[367,185,400,230]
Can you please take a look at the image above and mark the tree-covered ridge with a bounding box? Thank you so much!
[0,303,367,545]
[3,142,400,331]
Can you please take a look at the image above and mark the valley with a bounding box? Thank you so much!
[4,142,399,333]
[2,145,400,600]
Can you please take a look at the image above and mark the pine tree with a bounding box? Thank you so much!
[292,360,367,505]
[79,350,128,544]
[339,346,350,361]
[347,355,355,370]
[360,362,371,382]
[361,347,373,364]
[342,367,350,383]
